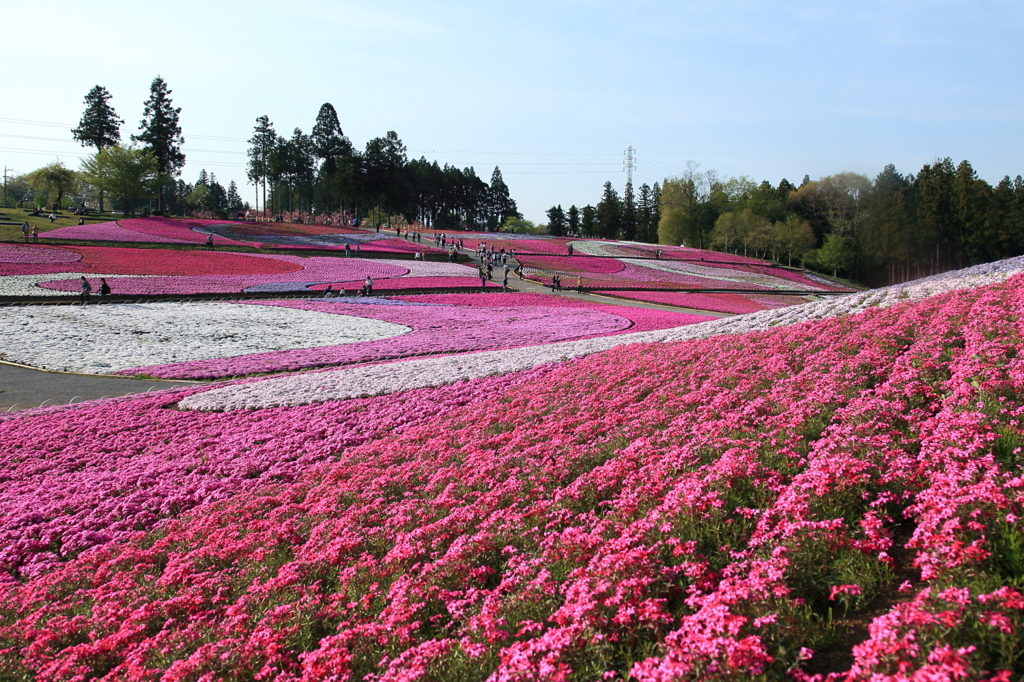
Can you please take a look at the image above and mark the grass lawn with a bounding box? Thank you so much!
[0,208,122,242]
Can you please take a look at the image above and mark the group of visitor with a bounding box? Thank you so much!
[322,276,374,299]
[78,277,111,304]
[550,273,585,294]
[434,233,462,250]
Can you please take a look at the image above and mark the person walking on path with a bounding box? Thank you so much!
[206,234,214,250]
[576,276,583,293]
[567,243,573,256]
[364,276,373,296]
[79,277,92,304]
[502,272,509,292]
[21,223,30,242]
[99,278,111,300]
[345,243,352,258]
[31,226,38,242]
[479,266,488,293]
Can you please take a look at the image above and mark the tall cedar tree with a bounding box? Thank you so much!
[596,181,622,239]
[489,167,517,230]
[72,85,122,211]
[226,181,243,212]
[567,205,580,236]
[133,77,185,213]
[247,116,277,220]
[311,103,351,216]
[621,182,637,240]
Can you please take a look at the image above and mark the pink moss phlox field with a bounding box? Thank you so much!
[393,292,714,331]
[0,368,551,581]
[0,244,82,264]
[118,217,248,246]
[596,289,770,314]
[36,253,407,295]
[120,299,635,378]
[4,277,1024,678]
[42,221,194,244]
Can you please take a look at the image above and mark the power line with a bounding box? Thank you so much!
[636,153,688,176]
[409,149,619,157]
[502,170,621,175]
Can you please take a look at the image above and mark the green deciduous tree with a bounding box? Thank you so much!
[812,233,852,277]
[659,166,723,249]
[5,175,34,207]
[79,145,161,216]
[30,161,78,209]
[187,184,213,213]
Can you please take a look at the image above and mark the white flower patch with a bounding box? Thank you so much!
[398,261,480,278]
[621,258,821,290]
[0,273,153,297]
[0,302,410,374]
[179,256,1024,411]
[567,240,615,256]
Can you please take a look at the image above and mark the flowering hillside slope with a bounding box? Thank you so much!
[182,255,1024,411]
[2,264,1024,679]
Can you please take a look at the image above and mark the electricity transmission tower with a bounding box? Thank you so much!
[623,145,635,186]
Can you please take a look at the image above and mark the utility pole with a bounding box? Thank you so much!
[623,145,635,187]
[3,166,15,207]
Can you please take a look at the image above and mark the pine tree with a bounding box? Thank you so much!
[73,85,123,211]
[247,115,277,220]
[133,77,185,213]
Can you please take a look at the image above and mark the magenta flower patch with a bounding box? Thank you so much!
[118,299,635,378]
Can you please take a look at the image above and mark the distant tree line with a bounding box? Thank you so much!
[245,105,520,230]
[556,159,1024,286]
[545,180,662,242]
[8,84,523,229]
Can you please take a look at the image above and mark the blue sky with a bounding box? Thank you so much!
[3,0,1022,223]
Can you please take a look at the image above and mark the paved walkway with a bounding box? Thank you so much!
[0,362,198,413]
